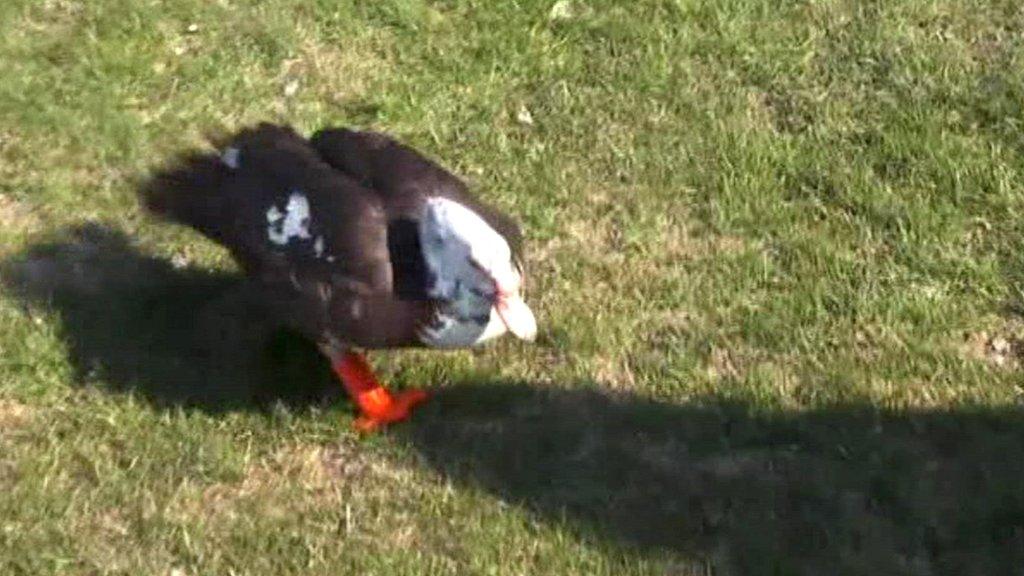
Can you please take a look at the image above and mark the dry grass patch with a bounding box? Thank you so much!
[169,439,422,526]
[284,37,387,109]
[70,508,147,575]
[0,194,41,238]
[592,355,638,390]
[961,320,1024,370]
[0,399,35,432]
[542,208,748,271]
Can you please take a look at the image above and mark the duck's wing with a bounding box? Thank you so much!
[309,128,524,260]
[143,123,429,348]
[144,124,391,289]
[226,124,397,290]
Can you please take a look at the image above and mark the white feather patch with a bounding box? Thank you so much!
[418,307,508,348]
[419,197,509,318]
[419,198,513,300]
[416,196,538,347]
[267,192,312,246]
[266,205,283,223]
[222,147,240,169]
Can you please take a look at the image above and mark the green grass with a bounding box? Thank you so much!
[1,0,1024,573]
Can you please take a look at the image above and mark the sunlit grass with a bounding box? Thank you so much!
[2,0,1023,574]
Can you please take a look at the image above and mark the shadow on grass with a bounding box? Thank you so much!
[402,383,1024,574]
[0,224,337,410]
[4,225,1024,573]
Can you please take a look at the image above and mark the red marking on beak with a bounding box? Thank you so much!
[467,256,516,303]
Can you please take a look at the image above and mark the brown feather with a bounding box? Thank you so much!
[140,123,527,351]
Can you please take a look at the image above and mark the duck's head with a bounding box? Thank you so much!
[419,197,537,343]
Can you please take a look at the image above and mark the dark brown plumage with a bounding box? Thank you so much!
[140,123,534,430]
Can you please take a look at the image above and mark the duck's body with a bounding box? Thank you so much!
[143,124,536,429]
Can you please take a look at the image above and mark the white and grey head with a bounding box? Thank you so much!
[418,197,537,347]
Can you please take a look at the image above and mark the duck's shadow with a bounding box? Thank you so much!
[1,224,338,410]
[4,225,1024,573]
[401,383,1024,573]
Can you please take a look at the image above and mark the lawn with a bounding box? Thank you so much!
[1,0,1024,574]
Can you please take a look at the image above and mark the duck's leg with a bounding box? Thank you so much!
[323,347,429,432]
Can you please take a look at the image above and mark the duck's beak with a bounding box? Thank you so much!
[495,293,537,341]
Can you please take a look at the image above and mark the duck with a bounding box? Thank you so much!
[141,123,537,431]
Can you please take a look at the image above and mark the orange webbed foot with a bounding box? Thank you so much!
[332,351,429,432]
[352,388,430,432]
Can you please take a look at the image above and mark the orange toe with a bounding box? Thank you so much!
[392,388,430,412]
[353,415,383,433]
[352,388,429,433]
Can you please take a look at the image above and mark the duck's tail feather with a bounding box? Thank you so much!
[140,150,233,242]
[140,123,309,242]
